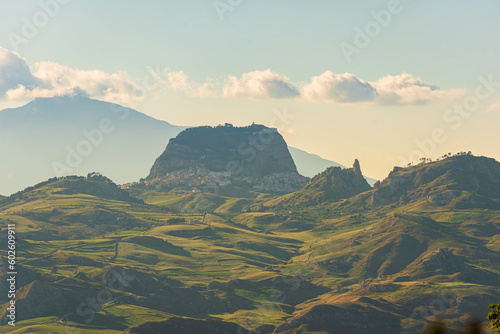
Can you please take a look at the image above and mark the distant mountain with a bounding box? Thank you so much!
[145,124,308,194]
[287,147,343,177]
[0,95,185,195]
[288,147,378,185]
[0,95,376,196]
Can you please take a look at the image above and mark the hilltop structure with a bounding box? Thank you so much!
[144,124,308,193]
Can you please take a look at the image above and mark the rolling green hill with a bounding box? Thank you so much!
[1,154,499,333]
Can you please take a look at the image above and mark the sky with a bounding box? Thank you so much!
[1,0,500,180]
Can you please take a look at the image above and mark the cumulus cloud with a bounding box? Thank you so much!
[223,69,300,99]
[300,71,463,105]
[301,71,377,103]
[0,47,464,106]
[371,73,464,105]
[163,69,217,98]
[5,60,144,105]
[0,47,216,103]
[0,47,39,95]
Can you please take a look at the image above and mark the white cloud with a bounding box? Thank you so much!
[0,47,465,107]
[5,61,144,105]
[301,71,378,103]
[223,69,300,99]
[300,71,463,105]
[371,73,464,105]
[163,69,217,98]
[0,48,215,103]
[0,47,39,95]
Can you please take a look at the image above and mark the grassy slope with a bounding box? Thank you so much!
[1,162,500,333]
[0,180,307,332]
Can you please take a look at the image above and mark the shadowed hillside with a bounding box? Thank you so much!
[1,155,499,333]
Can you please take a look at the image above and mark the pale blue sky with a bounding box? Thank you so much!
[1,0,500,179]
[1,0,499,84]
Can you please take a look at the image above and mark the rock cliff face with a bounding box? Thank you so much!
[303,159,371,200]
[145,124,308,193]
[279,159,372,206]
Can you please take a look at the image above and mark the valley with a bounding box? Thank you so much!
[0,3,497,333]
[1,145,499,333]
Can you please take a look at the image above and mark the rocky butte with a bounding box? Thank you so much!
[304,159,372,201]
[145,124,308,193]
[277,159,372,207]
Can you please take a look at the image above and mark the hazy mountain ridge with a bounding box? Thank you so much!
[0,96,363,196]
[0,96,185,195]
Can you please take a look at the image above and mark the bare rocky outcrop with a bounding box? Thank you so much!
[144,124,308,193]
[303,159,371,201]
[280,159,372,206]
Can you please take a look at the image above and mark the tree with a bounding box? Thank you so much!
[87,172,115,184]
[488,303,500,332]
